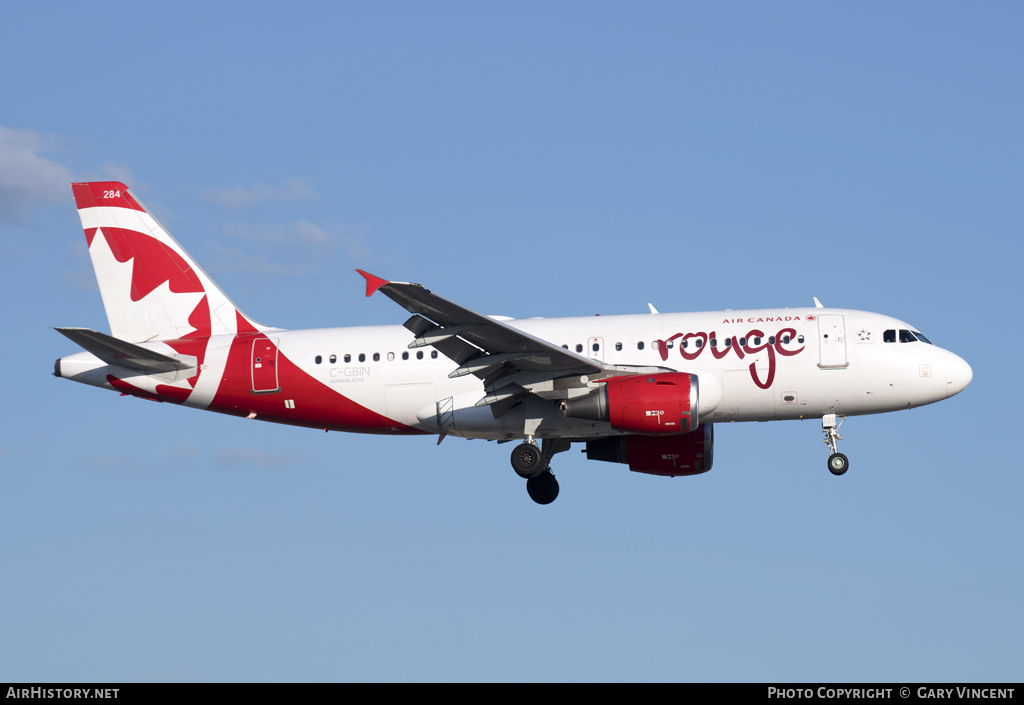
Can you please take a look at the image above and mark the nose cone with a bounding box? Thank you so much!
[946,352,973,398]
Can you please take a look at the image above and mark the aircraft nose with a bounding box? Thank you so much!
[945,352,973,398]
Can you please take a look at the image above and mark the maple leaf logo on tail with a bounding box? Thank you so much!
[71,182,268,344]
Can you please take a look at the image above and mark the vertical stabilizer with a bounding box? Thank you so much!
[72,182,269,342]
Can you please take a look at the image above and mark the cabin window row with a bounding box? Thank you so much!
[560,335,805,352]
[314,350,440,365]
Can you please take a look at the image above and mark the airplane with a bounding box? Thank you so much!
[54,181,973,504]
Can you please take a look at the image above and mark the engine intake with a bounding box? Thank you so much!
[565,372,699,434]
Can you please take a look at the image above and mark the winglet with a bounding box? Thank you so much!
[356,269,390,297]
[813,297,824,309]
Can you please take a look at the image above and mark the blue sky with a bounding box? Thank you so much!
[1,2,1021,681]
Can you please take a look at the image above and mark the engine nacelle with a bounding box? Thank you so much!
[564,372,699,434]
[585,424,714,477]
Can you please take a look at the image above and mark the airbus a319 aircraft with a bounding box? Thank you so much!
[55,182,973,504]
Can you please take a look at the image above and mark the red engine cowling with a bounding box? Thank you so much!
[585,424,714,477]
[564,372,699,434]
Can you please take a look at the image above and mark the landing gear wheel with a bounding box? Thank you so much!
[828,453,849,476]
[527,473,560,505]
[511,442,545,479]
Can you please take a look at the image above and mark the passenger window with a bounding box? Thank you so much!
[913,331,933,345]
[562,344,568,349]
[373,353,380,362]
[681,340,688,349]
[753,337,761,345]
[387,352,395,361]
[694,339,703,348]
[315,355,322,365]
[797,335,805,344]
[358,353,366,362]
[739,337,746,346]
[637,342,644,350]
[651,341,658,349]
[402,352,409,360]
[431,351,438,359]
[665,340,673,349]
[710,338,718,348]
[899,329,917,343]
[725,338,732,347]
[768,336,775,345]
[884,330,896,343]
[782,335,790,344]
[576,344,583,353]
[329,354,337,364]
[615,342,622,351]
[344,354,351,363]
[416,351,423,360]
[592,343,600,352]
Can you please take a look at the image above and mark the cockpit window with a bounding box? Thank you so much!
[912,331,933,345]
[899,329,917,343]
[884,329,896,343]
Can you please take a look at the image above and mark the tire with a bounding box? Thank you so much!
[526,473,560,505]
[828,452,849,476]
[511,442,545,478]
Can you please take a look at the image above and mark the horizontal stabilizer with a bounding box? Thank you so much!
[55,327,195,373]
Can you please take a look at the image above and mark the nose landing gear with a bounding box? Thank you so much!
[822,414,849,475]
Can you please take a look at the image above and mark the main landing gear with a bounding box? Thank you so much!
[510,438,570,505]
[822,414,849,476]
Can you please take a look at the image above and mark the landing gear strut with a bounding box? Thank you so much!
[510,438,570,504]
[822,414,849,476]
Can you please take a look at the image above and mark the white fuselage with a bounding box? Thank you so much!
[58,305,971,441]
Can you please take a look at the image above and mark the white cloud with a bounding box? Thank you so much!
[89,453,137,468]
[60,240,99,291]
[201,178,317,208]
[172,443,200,459]
[204,242,315,277]
[224,220,374,261]
[0,125,73,224]
[218,446,299,468]
[0,125,140,225]
[92,161,136,184]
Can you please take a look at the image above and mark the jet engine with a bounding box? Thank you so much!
[564,372,699,434]
[585,424,714,477]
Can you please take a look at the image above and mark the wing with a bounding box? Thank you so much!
[357,270,609,411]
